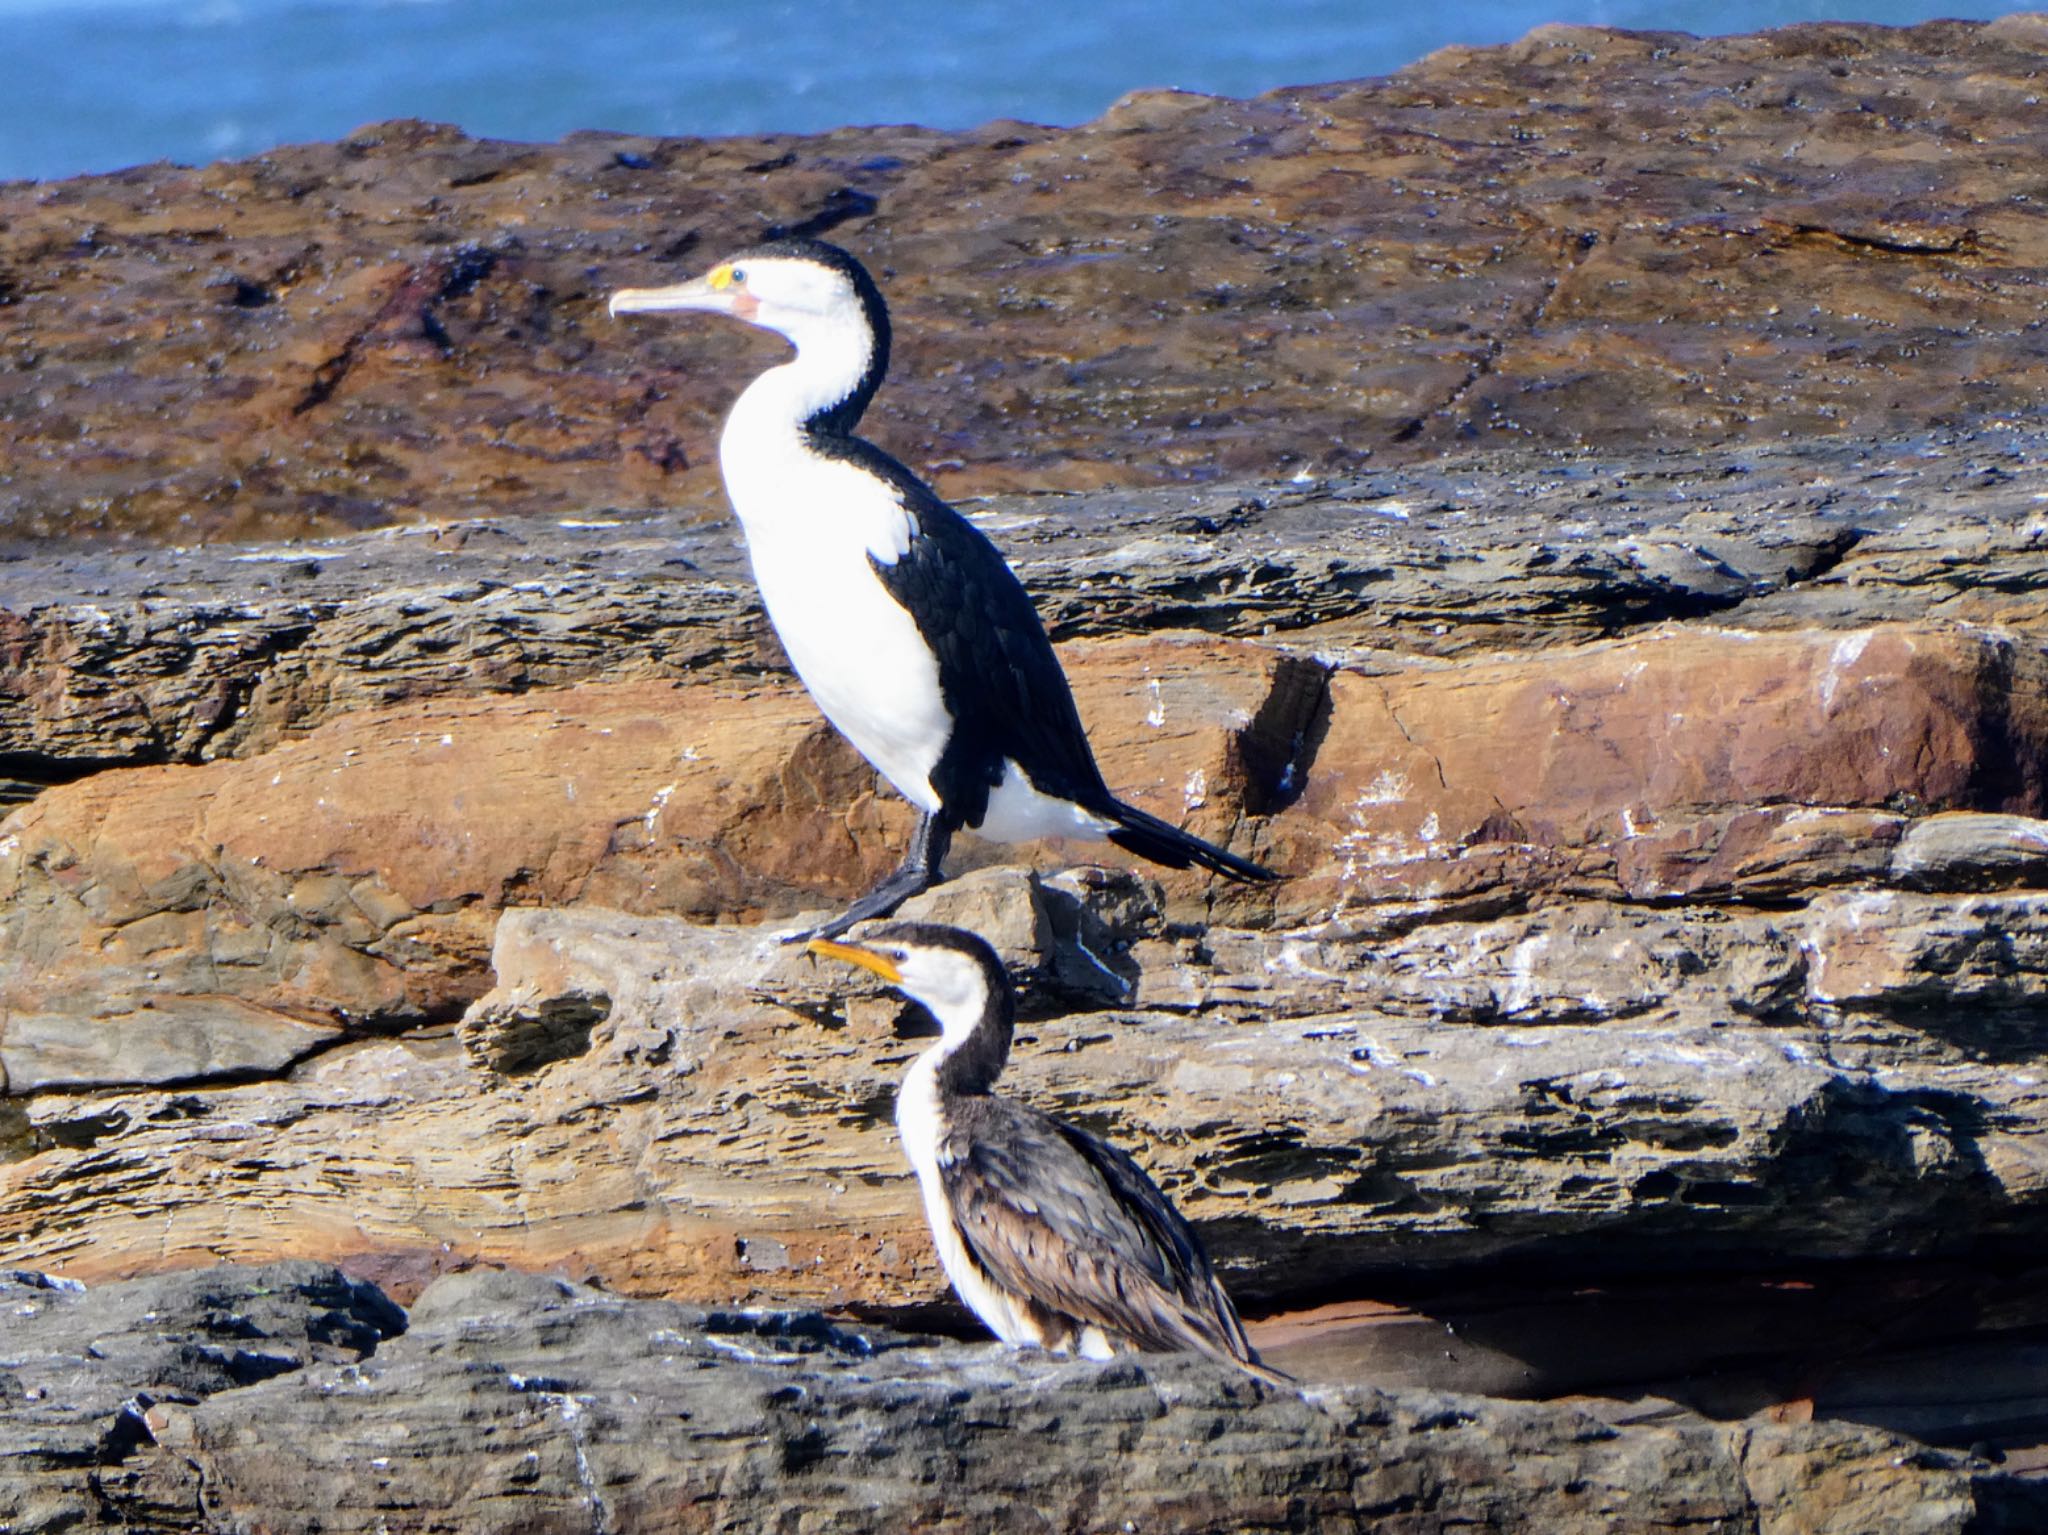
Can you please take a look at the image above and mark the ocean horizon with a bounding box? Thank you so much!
[0,0,2012,184]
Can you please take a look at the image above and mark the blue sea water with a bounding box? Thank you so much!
[0,0,2013,183]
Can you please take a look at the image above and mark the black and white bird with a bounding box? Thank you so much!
[609,239,1277,938]
[809,922,1287,1385]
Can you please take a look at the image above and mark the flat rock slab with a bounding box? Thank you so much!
[2,426,2044,788]
[4,1261,2034,1535]
[2,20,2048,541]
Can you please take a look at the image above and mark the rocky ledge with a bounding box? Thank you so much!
[4,429,2048,1490]
[3,1261,2040,1534]
[8,15,2048,1529]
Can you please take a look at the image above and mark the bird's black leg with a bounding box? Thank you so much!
[784,811,957,942]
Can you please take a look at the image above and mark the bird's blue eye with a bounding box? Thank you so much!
[730,266,747,283]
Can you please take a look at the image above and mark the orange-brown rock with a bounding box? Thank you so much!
[11,618,2041,1085]
[0,679,882,1089]
[4,20,2048,543]
[7,605,2048,1310]
[0,638,1276,1086]
[1286,624,2048,920]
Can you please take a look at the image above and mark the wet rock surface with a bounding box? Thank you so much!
[3,1262,2038,1535]
[3,20,2048,543]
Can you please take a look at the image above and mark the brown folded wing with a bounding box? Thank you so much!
[938,1096,1272,1376]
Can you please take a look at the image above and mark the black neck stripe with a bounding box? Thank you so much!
[731,236,891,435]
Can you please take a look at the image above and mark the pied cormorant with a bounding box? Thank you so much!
[809,922,1287,1385]
[609,239,1278,938]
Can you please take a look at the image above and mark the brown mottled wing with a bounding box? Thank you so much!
[938,1097,1265,1373]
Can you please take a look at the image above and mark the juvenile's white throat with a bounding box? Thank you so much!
[899,951,997,1049]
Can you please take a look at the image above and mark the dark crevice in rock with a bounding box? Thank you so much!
[1237,654,1333,816]
[288,329,371,417]
[1826,999,2048,1067]
[765,186,881,243]
[471,990,614,1076]
[1249,1236,2048,1342]
[0,1100,38,1162]
[98,1399,157,1465]
[39,1108,130,1151]
[432,244,499,304]
[1787,222,1983,259]
[0,748,162,792]
[17,1052,329,1101]
[1969,640,2048,818]
[207,273,275,309]
[1584,573,1769,635]
[1771,523,1869,589]
[13,1003,470,1103]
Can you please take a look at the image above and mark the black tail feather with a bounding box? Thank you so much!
[1102,798,1279,883]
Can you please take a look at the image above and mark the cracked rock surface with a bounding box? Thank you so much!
[0,1262,405,1533]
[4,1262,2039,1534]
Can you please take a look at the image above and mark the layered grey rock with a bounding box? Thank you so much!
[5,1262,2036,1534]
[0,1262,403,1532]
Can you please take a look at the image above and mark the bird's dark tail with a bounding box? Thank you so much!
[1101,798,1279,883]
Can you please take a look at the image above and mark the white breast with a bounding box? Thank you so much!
[977,759,1114,843]
[720,381,951,814]
[895,1052,1053,1351]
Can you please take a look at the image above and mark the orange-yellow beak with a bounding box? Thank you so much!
[806,938,902,985]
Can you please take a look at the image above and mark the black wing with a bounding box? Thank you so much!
[816,434,1109,828]
[821,434,1281,886]
[939,1096,1268,1374]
